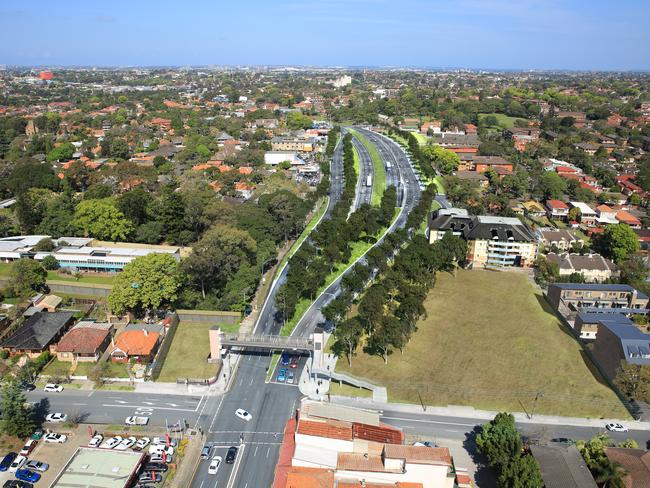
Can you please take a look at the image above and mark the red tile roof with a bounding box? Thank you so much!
[112,330,159,356]
[56,327,110,354]
[352,422,403,444]
[297,419,352,441]
[546,199,569,209]
[383,445,453,466]
[337,452,388,472]
[285,468,333,488]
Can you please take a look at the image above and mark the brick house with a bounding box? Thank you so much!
[109,329,161,364]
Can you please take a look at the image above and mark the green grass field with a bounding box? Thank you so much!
[74,361,130,378]
[349,129,386,206]
[478,113,526,129]
[336,270,629,418]
[0,263,116,285]
[157,321,234,381]
[411,133,428,145]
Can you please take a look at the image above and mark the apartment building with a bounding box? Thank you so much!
[428,208,538,268]
[545,253,618,282]
[546,283,649,312]
[271,137,315,152]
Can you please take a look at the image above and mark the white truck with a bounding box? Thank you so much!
[366,175,372,187]
[125,416,149,426]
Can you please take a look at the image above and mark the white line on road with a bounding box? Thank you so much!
[72,402,87,406]
[382,416,477,427]
[226,444,246,488]
[199,481,204,488]
[254,446,258,456]
[87,391,94,397]
[102,404,197,412]
[142,401,154,405]
[114,400,127,404]
[266,446,270,458]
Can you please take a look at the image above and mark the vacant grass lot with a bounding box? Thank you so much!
[157,321,237,381]
[411,132,428,145]
[337,270,629,418]
[478,113,525,129]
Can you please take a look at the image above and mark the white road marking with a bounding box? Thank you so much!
[114,400,127,404]
[208,395,225,433]
[381,416,477,427]
[249,377,253,386]
[87,391,94,397]
[72,402,87,406]
[266,446,270,458]
[199,481,204,488]
[254,445,258,456]
[102,404,196,412]
[142,401,154,405]
[226,444,246,488]
[166,403,179,407]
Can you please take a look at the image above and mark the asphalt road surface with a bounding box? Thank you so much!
[350,136,373,212]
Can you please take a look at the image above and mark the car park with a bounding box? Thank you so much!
[606,423,628,432]
[116,437,137,451]
[143,463,168,473]
[0,453,17,472]
[19,440,37,457]
[100,436,122,449]
[43,433,67,443]
[45,412,68,423]
[208,456,222,475]
[88,434,103,448]
[24,461,48,473]
[9,455,27,473]
[235,408,252,421]
[43,383,63,393]
[15,469,40,483]
[277,368,287,382]
[225,446,238,464]
[287,371,295,384]
[134,437,151,451]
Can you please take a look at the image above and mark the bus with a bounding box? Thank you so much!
[366,175,372,187]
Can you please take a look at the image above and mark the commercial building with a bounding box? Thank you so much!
[264,151,305,166]
[271,137,316,152]
[427,208,537,269]
[51,448,144,488]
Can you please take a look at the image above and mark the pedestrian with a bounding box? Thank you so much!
[316,388,319,395]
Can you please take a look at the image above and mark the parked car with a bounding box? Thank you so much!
[24,461,48,472]
[0,453,17,472]
[19,383,35,392]
[45,413,67,423]
[3,481,33,488]
[412,441,437,448]
[42,433,66,443]
[235,408,252,422]
[277,368,287,383]
[100,436,122,449]
[149,445,174,456]
[125,416,149,426]
[138,472,162,483]
[43,384,63,393]
[134,437,150,451]
[88,434,103,448]
[287,371,295,384]
[290,356,299,369]
[149,452,173,464]
[15,470,40,483]
[280,353,290,366]
[200,445,212,460]
[30,430,43,441]
[116,437,137,451]
[208,456,222,475]
[225,446,238,464]
[143,463,168,473]
[19,440,37,457]
[9,456,26,473]
[152,437,177,447]
[606,423,628,432]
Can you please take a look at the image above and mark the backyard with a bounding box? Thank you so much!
[336,269,630,418]
[156,321,238,381]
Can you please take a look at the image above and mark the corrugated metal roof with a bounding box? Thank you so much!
[302,400,380,426]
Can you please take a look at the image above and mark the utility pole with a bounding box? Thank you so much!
[530,391,543,420]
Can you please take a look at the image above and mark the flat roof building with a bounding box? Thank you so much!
[51,448,144,488]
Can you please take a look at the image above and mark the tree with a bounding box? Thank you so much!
[538,172,567,200]
[0,381,35,438]
[497,455,544,488]
[117,187,151,226]
[476,413,523,468]
[110,138,130,160]
[74,198,134,241]
[107,253,181,315]
[4,161,59,195]
[41,255,60,270]
[534,256,559,285]
[422,143,460,175]
[593,460,627,488]
[46,142,75,162]
[594,224,640,263]
[333,317,364,367]
[10,258,47,297]
[568,206,582,222]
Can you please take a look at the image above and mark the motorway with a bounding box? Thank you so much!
[350,137,373,212]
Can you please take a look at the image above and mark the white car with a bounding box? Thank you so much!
[208,456,222,475]
[25,460,49,472]
[152,437,177,447]
[46,412,68,423]
[9,455,27,473]
[235,408,252,422]
[149,452,174,464]
[134,437,150,450]
[100,436,122,449]
[115,436,137,451]
[149,444,174,456]
[43,383,64,393]
[606,423,628,432]
[43,433,67,443]
[88,434,103,448]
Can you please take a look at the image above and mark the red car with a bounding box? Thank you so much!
[290,356,299,369]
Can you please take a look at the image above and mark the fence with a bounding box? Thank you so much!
[176,309,240,324]
[47,280,112,297]
[149,312,180,381]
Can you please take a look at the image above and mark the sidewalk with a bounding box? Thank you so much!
[329,396,650,430]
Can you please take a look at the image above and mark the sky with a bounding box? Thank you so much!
[1,0,649,70]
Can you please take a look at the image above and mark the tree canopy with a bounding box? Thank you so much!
[74,198,134,241]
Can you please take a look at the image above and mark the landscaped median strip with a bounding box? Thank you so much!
[349,129,386,206]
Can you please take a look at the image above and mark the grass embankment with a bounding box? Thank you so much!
[336,270,629,419]
[349,129,386,206]
[329,382,373,398]
[411,132,428,145]
[478,113,524,129]
[157,321,238,381]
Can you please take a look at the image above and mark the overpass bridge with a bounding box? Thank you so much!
[219,332,314,351]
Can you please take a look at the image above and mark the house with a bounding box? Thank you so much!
[574,142,599,155]
[595,205,619,226]
[557,111,587,128]
[522,200,546,217]
[574,313,634,341]
[604,448,650,487]
[109,329,160,363]
[545,199,570,220]
[538,229,584,252]
[420,121,441,134]
[56,321,113,362]
[545,253,618,282]
[635,229,650,251]
[428,208,538,269]
[473,156,513,174]
[454,170,489,188]
[28,294,63,313]
[546,283,649,313]
[615,210,641,229]
[530,444,597,488]
[616,175,648,201]
[399,118,420,131]
[1,312,75,357]
[569,202,597,227]
[592,321,650,380]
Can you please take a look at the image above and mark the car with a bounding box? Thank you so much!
[19,440,37,456]
[277,368,287,382]
[290,356,299,368]
[138,472,162,483]
[412,441,437,448]
[116,437,137,451]
[143,463,168,473]
[0,453,17,472]
[24,461,48,473]
[280,353,290,366]
[134,437,150,451]
[43,383,63,393]
[3,480,34,488]
[19,383,35,392]
[287,371,295,384]
[149,445,174,456]
[208,456,222,475]
[152,437,177,447]
[200,445,212,460]
[149,452,173,464]
[45,412,68,423]
[30,430,44,441]
[88,434,103,448]
[550,437,574,444]
[43,433,67,443]
[9,456,27,473]
[606,423,628,432]
[235,408,252,422]
[225,446,238,464]
[100,436,122,449]
[125,416,149,426]
[15,470,40,484]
